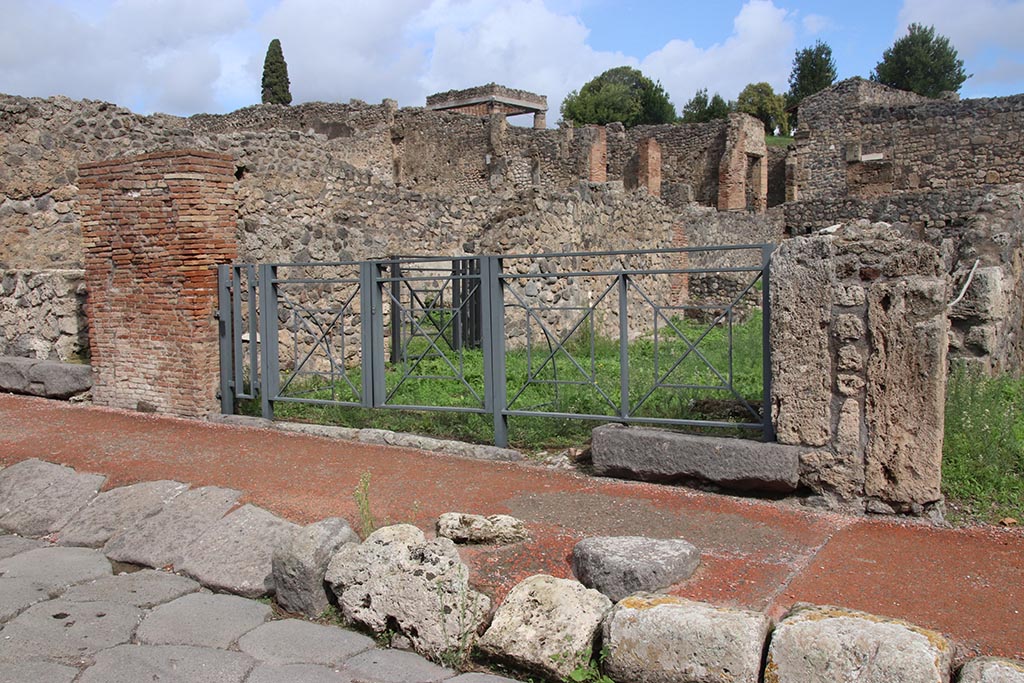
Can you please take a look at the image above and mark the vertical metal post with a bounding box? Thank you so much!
[359,262,376,408]
[216,265,235,414]
[242,265,257,397]
[761,244,776,442]
[480,256,509,447]
[389,258,401,364]
[452,259,463,352]
[618,272,630,419]
[369,262,387,407]
[258,264,280,420]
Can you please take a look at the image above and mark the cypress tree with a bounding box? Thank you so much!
[261,38,292,105]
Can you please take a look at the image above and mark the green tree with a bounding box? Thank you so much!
[787,40,837,120]
[561,66,677,127]
[681,88,732,123]
[261,38,292,105]
[870,23,968,98]
[736,82,789,135]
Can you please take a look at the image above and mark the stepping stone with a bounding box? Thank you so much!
[343,649,455,683]
[58,480,188,548]
[0,534,46,560]
[177,503,299,598]
[136,592,271,649]
[0,578,55,623]
[63,569,200,608]
[102,485,240,568]
[0,598,143,665]
[0,458,105,536]
[273,517,360,618]
[572,536,701,601]
[78,644,255,683]
[0,546,112,591]
[0,660,79,683]
[237,619,374,667]
[247,662,352,683]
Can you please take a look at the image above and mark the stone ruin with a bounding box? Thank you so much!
[1,77,1023,513]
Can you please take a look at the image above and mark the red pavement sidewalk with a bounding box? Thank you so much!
[0,393,1020,658]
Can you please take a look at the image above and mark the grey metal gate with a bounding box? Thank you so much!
[217,245,774,446]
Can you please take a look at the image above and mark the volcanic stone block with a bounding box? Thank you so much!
[591,424,801,492]
[237,619,374,666]
[0,546,112,591]
[58,479,188,548]
[0,598,143,665]
[272,517,360,618]
[0,578,54,623]
[62,569,200,608]
[136,592,271,649]
[572,536,700,601]
[0,660,79,683]
[343,648,455,683]
[0,534,46,560]
[603,593,770,683]
[0,457,105,536]
[246,663,351,683]
[79,645,255,683]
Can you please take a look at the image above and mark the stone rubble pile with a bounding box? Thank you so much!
[1,457,1021,683]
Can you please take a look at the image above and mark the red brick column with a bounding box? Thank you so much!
[78,150,237,417]
[588,126,608,182]
[637,137,662,197]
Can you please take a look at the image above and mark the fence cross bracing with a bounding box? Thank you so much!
[217,245,775,447]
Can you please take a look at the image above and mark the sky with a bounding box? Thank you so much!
[1,0,1023,123]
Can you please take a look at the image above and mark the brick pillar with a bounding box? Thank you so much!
[78,150,237,418]
[587,126,608,183]
[637,137,662,197]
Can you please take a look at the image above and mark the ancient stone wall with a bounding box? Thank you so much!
[78,150,237,418]
[0,269,87,361]
[771,223,948,512]
[790,77,1024,202]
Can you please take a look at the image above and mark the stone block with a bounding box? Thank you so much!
[0,660,78,683]
[478,574,611,680]
[58,479,188,548]
[0,356,32,393]
[25,359,92,398]
[62,568,200,608]
[237,619,374,666]
[765,604,952,683]
[136,592,272,648]
[344,648,455,683]
[958,657,1024,683]
[0,578,54,623]
[0,534,46,560]
[0,546,112,591]
[436,513,529,545]
[572,536,700,601]
[177,503,299,598]
[591,424,801,493]
[273,517,360,618]
[0,458,104,536]
[603,593,770,683]
[246,663,350,683]
[950,267,1006,322]
[79,645,255,683]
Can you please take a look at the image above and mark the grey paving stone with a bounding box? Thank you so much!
[0,546,111,590]
[0,577,56,622]
[0,598,143,665]
[572,535,701,601]
[237,619,375,666]
[343,648,455,683]
[0,458,105,536]
[78,644,256,683]
[176,503,299,598]
[0,659,79,683]
[247,662,353,683]
[62,568,200,608]
[273,517,360,618]
[136,592,271,648]
[448,674,524,683]
[102,485,240,568]
[0,533,46,559]
[58,479,188,548]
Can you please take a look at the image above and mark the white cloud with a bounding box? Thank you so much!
[641,0,796,105]
[802,13,832,35]
[897,0,1024,56]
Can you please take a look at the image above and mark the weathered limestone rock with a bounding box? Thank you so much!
[0,457,105,536]
[436,513,529,544]
[273,517,360,618]
[324,524,490,660]
[572,536,700,601]
[176,503,298,598]
[765,604,952,683]
[591,424,801,493]
[603,593,770,683]
[58,479,188,548]
[958,657,1024,683]
[478,574,612,680]
[770,236,834,447]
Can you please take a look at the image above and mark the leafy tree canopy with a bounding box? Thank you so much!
[261,38,292,105]
[736,82,789,135]
[870,23,969,98]
[561,66,677,127]
[681,88,732,123]
[788,40,837,105]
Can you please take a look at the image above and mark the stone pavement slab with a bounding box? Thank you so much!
[247,662,353,683]
[0,545,111,590]
[58,479,188,548]
[0,660,79,683]
[0,577,55,622]
[344,649,456,683]
[237,618,375,666]
[102,484,240,568]
[0,533,46,559]
[177,502,299,598]
[448,675,523,683]
[78,644,256,683]
[62,568,201,608]
[0,598,143,665]
[135,591,271,648]
[0,457,105,536]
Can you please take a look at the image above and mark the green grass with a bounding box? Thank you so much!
[240,311,766,450]
[942,364,1024,524]
[765,135,794,148]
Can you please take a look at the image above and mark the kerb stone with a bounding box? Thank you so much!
[591,424,801,493]
[572,536,700,601]
[272,517,360,618]
[58,479,188,548]
[0,457,105,536]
